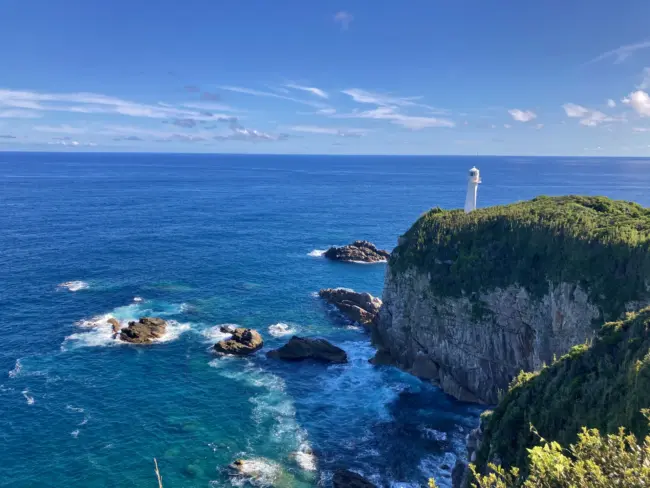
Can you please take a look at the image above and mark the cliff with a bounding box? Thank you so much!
[373,196,650,404]
[470,305,650,481]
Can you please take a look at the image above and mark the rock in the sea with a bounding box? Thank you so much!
[119,317,167,344]
[332,469,377,488]
[319,288,382,327]
[214,328,263,355]
[266,336,348,364]
[107,318,121,335]
[219,324,237,334]
[324,240,390,263]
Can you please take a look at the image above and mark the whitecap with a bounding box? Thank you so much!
[293,442,317,471]
[78,416,89,426]
[420,427,448,441]
[66,405,84,413]
[8,358,22,378]
[268,323,296,337]
[58,281,89,292]
[348,259,387,265]
[71,430,80,438]
[133,296,143,302]
[308,249,327,257]
[201,324,236,343]
[22,389,34,405]
[229,458,282,487]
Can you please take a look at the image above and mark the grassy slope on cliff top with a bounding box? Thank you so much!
[474,306,650,475]
[390,195,650,320]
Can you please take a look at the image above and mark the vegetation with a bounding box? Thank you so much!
[472,306,650,479]
[391,196,650,320]
[469,419,650,487]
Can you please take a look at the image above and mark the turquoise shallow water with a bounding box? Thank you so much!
[1,153,650,487]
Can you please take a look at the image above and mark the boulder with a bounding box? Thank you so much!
[214,328,263,355]
[108,318,121,335]
[267,336,348,364]
[119,317,167,344]
[319,288,382,327]
[324,240,390,263]
[332,469,376,488]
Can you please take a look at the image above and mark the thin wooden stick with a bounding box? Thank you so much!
[154,458,163,488]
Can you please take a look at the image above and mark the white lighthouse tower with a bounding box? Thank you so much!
[464,167,481,213]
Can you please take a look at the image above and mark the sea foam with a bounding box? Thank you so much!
[267,323,296,337]
[58,281,89,292]
[307,249,327,257]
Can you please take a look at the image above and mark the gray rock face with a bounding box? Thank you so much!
[319,288,382,327]
[214,328,263,356]
[324,241,390,263]
[266,336,348,364]
[332,469,376,488]
[119,317,167,344]
[373,267,644,404]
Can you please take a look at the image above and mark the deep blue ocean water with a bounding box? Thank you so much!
[1,152,650,488]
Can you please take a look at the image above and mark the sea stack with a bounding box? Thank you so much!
[119,317,167,344]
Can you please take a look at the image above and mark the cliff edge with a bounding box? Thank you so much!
[373,195,650,404]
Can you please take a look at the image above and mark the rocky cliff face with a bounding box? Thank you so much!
[374,268,613,403]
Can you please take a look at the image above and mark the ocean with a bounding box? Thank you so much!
[1,152,649,488]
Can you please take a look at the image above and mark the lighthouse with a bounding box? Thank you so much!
[464,167,481,213]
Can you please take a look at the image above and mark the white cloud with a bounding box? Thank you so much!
[338,106,454,130]
[585,40,650,65]
[623,90,650,116]
[342,88,424,108]
[562,103,621,126]
[639,68,650,90]
[607,99,617,108]
[290,125,367,136]
[535,123,544,130]
[34,124,87,134]
[334,11,353,30]
[0,109,43,118]
[503,124,512,129]
[0,88,230,120]
[218,85,327,109]
[508,109,537,122]
[285,84,328,99]
[633,127,650,132]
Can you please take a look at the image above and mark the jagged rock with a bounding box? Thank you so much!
[119,317,167,344]
[219,324,237,334]
[319,288,382,327]
[451,460,468,488]
[324,241,390,263]
[266,336,348,364]
[332,469,376,488]
[214,328,263,355]
[108,318,121,335]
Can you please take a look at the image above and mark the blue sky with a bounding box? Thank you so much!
[2,0,650,155]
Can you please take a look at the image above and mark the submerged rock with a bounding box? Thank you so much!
[266,336,348,364]
[214,328,263,355]
[324,241,389,263]
[319,288,382,327]
[332,469,377,488]
[119,317,167,344]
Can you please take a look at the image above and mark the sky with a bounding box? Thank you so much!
[2,0,650,156]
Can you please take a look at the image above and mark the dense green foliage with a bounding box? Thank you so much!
[473,306,650,477]
[470,420,650,488]
[391,196,650,320]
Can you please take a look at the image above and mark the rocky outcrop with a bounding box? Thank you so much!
[332,469,377,488]
[214,328,263,355]
[267,336,348,364]
[324,241,389,263]
[319,288,382,327]
[119,317,167,344]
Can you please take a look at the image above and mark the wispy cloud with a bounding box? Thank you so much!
[342,88,423,108]
[0,134,16,139]
[623,90,650,117]
[562,102,621,126]
[34,124,87,134]
[113,135,144,141]
[289,125,367,137]
[337,106,454,130]
[607,99,617,108]
[639,68,650,90]
[633,127,650,132]
[585,40,650,65]
[218,85,328,109]
[0,88,230,120]
[334,11,354,30]
[508,109,537,122]
[215,119,287,142]
[285,83,328,99]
